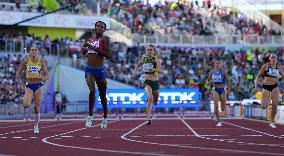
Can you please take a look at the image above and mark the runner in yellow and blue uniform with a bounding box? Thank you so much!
[17,45,49,134]
[133,45,162,125]
[206,59,230,127]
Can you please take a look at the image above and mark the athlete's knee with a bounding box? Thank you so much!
[261,104,267,109]
[89,90,95,96]
[148,96,153,103]
[23,101,30,108]
[34,106,40,114]
[153,97,158,104]
[221,103,226,111]
[99,90,107,103]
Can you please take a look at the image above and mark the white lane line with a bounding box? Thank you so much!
[61,136,73,138]
[121,120,284,156]
[0,123,34,129]
[42,120,176,156]
[81,136,91,138]
[0,137,7,139]
[30,137,38,139]
[12,137,22,139]
[0,121,81,136]
[241,135,263,137]
[135,134,228,137]
[177,116,201,138]
[223,121,283,139]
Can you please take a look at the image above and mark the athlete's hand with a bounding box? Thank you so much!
[132,72,137,79]
[80,47,88,55]
[17,82,23,91]
[226,88,230,98]
[83,42,93,49]
[252,85,257,94]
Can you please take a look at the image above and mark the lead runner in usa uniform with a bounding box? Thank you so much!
[81,21,111,129]
[206,59,230,127]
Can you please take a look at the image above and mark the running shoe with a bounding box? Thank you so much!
[269,123,276,128]
[34,125,39,134]
[85,115,93,128]
[216,122,222,127]
[101,117,107,129]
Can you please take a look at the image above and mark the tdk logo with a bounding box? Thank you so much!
[103,92,197,104]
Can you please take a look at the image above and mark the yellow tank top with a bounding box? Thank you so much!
[26,58,42,79]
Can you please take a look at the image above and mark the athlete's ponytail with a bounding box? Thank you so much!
[263,53,270,63]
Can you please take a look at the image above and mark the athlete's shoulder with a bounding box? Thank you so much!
[103,35,110,41]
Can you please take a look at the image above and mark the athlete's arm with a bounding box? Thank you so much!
[156,58,162,73]
[99,36,111,59]
[278,64,284,79]
[84,36,111,59]
[206,70,213,85]
[224,70,230,94]
[41,59,50,82]
[254,64,267,88]
[134,56,144,71]
[16,59,27,90]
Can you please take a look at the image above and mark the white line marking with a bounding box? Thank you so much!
[0,123,34,129]
[121,120,284,156]
[223,121,283,139]
[12,137,22,139]
[30,137,38,139]
[42,120,176,156]
[61,136,73,138]
[241,135,263,137]
[144,134,227,137]
[177,116,201,138]
[0,121,81,136]
[0,137,7,139]
[22,139,27,141]
[81,136,91,138]
[130,136,142,138]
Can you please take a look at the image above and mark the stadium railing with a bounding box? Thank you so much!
[133,34,284,45]
[0,34,283,54]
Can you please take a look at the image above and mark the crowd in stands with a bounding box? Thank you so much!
[0,53,23,105]
[106,0,280,35]
[206,2,281,35]
[1,33,284,104]
[0,0,281,36]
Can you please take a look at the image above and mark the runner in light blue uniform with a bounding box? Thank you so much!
[206,59,230,127]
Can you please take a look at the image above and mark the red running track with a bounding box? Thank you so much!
[0,118,283,156]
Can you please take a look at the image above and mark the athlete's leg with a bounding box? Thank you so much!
[33,87,44,134]
[220,90,227,116]
[213,91,222,126]
[261,89,270,109]
[85,73,96,116]
[85,73,96,128]
[152,90,159,105]
[270,87,279,128]
[96,79,108,118]
[145,85,153,124]
[23,87,33,121]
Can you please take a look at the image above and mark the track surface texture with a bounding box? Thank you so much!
[0,118,283,156]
